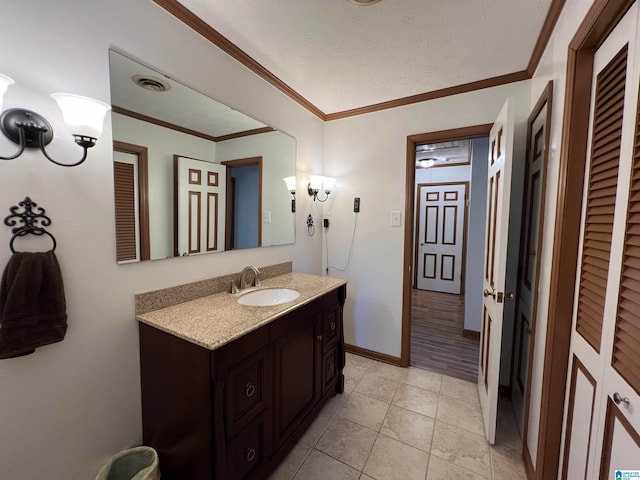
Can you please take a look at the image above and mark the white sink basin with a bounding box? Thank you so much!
[237,288,300,306]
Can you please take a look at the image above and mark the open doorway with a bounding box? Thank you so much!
[410,136,489,383]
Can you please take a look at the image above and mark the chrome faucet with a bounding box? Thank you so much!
[239,266,262,290]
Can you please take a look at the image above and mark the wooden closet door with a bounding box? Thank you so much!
[561,5,640,478]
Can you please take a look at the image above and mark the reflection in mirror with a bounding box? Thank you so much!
[108,50,296,263]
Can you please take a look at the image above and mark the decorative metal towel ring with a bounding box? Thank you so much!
[4,197,57,253]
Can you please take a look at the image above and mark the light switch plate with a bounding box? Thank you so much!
[263,211,272,223]
[390,211,402,227]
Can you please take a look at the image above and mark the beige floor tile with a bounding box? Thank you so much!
[392,383,439,418]
[440,375,480,401]
[293,449,360,480]
[316,416,377,470]
[363,434,429,480]
[346,352,374,371]
[402,367,442,393]
[354,371,400,403]
[436,394,485,436]
[426,455,489,480]
[338,391,390,431]
[323,391,349,419]
[299,408,335,448]
[359,475,376,480]
[490,443,527,479]
[496,400,523,449]
[268,442,311,480]
[367,361,407,379]
[380,405,434,452]
[430,421,491,478]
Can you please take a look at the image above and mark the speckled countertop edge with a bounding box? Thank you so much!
[136,273,347,350]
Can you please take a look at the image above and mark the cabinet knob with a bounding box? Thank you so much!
[330,321,336,331]
[245,383,256,398]
[613,392,630,406]
[317,335,323,341]
[246,447,256,462]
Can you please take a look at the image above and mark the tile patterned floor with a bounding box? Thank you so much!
[268,352,526,480]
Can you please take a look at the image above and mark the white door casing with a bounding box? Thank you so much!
[175,156,226,256]
[416,182,467,294]
[478,98,515,444]
[561,5,640,478]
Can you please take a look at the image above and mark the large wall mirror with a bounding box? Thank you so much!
[108,50,296,263]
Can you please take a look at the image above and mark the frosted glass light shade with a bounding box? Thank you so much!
[322,177,336,192]
[309,175,324,191]
[51,93,110,139]
[0,74,15,111]
[283,176,297,192]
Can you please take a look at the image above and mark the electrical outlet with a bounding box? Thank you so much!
[306,214,314,227]
[354,197,361,213]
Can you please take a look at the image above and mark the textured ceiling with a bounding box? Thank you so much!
[175,0,553,114]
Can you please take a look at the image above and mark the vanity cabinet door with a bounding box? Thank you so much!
[271,307,322,449]
[322,304,340,352]
[322,347,339,396]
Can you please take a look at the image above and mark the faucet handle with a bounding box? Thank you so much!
[229,280,239,294]
[253,269,262,287]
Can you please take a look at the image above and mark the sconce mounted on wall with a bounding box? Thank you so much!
[0,74,110,167]
[283,176,297,212]
[307,175,336,203]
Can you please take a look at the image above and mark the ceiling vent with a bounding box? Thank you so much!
[131,75,171,92]
[348,0,382,5]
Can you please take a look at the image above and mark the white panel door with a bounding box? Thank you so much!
[478,98,515,444]
[416,182,467,294]
[561,5,640,478]
[175,156,226,256]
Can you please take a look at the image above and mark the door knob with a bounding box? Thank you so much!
[507,292,515,300]
[483,289,497,299]
[613,392,630,406]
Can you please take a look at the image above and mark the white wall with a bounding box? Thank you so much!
[323,82,531,358]
[524,0,601,469]
[112,113,217,260]
[0,1,323,479]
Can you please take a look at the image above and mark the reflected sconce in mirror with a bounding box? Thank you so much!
[0,74,110,167]
[283,176,296,212]
[307,175,336,202]
[419,159,436,168]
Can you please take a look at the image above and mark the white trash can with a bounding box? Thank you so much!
[95,446,159,480]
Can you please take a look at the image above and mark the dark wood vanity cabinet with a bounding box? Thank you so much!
[139,285,346,480]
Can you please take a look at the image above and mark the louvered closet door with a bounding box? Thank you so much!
[561,5,640,479]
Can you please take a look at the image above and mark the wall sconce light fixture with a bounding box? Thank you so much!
[283,176,297,212]
[0,74,110,167]
[307,175,336,202]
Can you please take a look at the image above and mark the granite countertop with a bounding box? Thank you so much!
[136,273,347,350]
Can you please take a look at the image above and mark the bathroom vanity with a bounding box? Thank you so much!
[137,273,346,480]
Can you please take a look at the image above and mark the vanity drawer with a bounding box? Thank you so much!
[225,416,265,480]
[225,346,269,440]
[322,347,339,395]
[321,304,340,352]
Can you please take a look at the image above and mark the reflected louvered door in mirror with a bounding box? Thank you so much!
[561,5,640,479]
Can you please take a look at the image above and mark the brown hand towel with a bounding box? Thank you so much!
[0,251,67,359]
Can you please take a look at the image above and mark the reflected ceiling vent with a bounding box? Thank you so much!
[131,75,171,92]
[348,0,382,5]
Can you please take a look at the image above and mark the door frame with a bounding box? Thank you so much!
[113,140,150,261]
[401,124,492,367]
[413,181,470,295]
[516,80,552,462]
[221,156,263,250]
[533,1,636,479]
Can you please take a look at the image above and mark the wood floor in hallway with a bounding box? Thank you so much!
[410,289,479,383]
